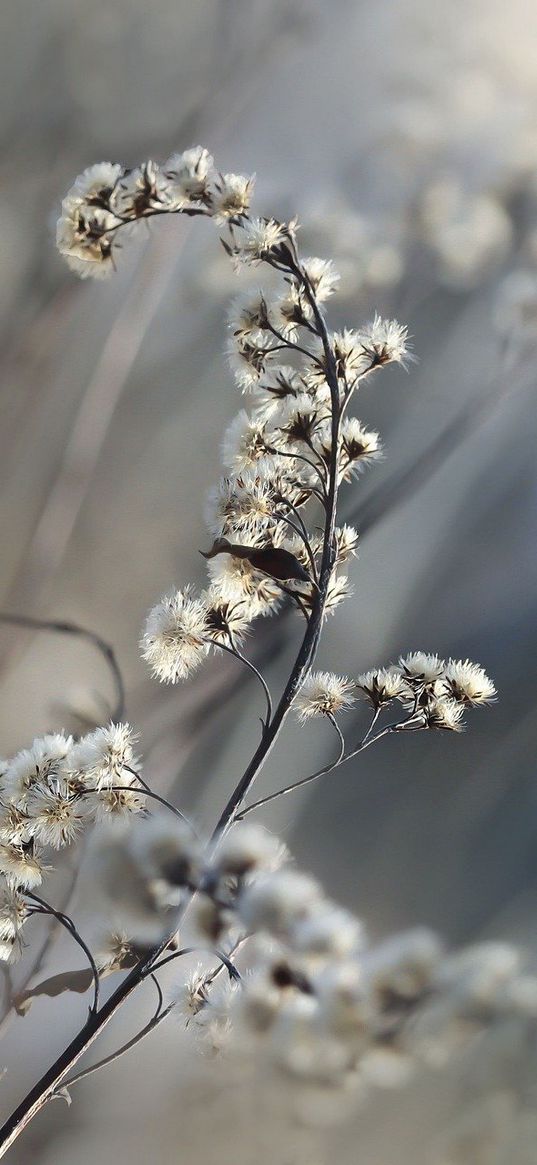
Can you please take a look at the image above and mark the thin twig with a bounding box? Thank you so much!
[114,770,199,832]
[148,947,241,981]
[236,718,418,818]
[326,713,345,764]
[271,509,318,583]
[58,1003,176,1093]
[149,974,164,1020]
[206,638,273,728]
[26,894,100,1014]
[0,613,125,723]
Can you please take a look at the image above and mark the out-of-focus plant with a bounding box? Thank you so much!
[0,148,510,1159]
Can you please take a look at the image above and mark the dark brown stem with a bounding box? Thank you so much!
[209,262,341,841]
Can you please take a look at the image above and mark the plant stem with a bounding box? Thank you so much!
[0,613,125,722]
[0,245,341,1160]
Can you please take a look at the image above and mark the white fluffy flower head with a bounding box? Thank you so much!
[441,659,496,706]
[68,723,137,790]
[295,671,356,722]
[358,314,411,367]
[141,588,210,682]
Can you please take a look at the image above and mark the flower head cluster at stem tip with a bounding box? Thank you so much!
[56,146,413,681]
[0,724,143,960]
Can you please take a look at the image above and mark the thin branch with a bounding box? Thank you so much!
[0,211,345,1159]
[265,442,328,494]
[0,613,125,723]
[236,721,406,818]
[326,713,345,765]
[0,847,86,1039]
[58,943,242,1094]
[26,894,100,1014]
[58,1002,175,1094]
[270,580,311,621]
[265,322,319,366]
[271,509,318,583]
[209,253,343,841]
[206,638,272,727]
[149,974,164,1020]
[112,771,199,833]
[148,947,241,981]
[359,705,382,745]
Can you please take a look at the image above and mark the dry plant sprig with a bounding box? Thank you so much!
[0,147,496,1156]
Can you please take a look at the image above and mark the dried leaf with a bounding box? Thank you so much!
[201,538,311,583]
[15,968,94,1015]
[247,546,311,583]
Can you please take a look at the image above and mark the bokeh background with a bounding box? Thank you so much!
[2,0,537,1160]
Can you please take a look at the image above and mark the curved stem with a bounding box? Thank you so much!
[237,723,397,818]
[265,443,328,495]
[270,580,311,621]
[271,510,318,583]
[148,947,241,981]
[149,974,164,1020]
[108,771,198,833]
[326,713,345,764]
[26,894,100,1014]
[265,323,319,366]
[359,705,381,745]
[97,204,209,239]
[58,1003,175,1093]
[0,613,125,722]
[206,638,272,728]
[58,944,241,1095]
[237,708,429,818]
[209,263,342,843]
[0,844,87,1039]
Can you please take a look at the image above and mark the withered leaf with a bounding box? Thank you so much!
[247,546,311,583]
[201,538,311,583]
[15,968,94,1015]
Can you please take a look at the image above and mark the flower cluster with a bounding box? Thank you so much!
[56,148,254,279]
[1,143,497,1155]
[82,149,409,684]
[354,652,496,732]
[102,816,536,1096]
[0,723,144,960]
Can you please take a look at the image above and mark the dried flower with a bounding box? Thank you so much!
[3,733,73,809]
[355,668,407,707]
[164,146,214,203]
[141,588,210,682]
[211,172,255,222]
[441,659,496,706]
[398,652,446,686]
[357,314,411,367]
[68,723,137,791]
[238,870,323,937]
[27,780,88,849]
[294,672,356,721]
[213,824,287,878]
[302,257,340,302]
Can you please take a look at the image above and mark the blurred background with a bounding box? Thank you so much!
[2,0,537,1160]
